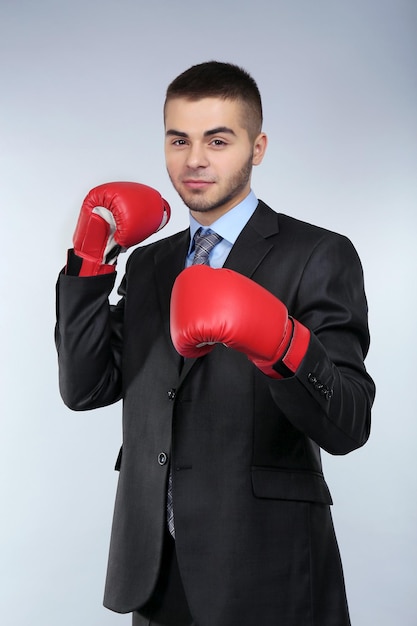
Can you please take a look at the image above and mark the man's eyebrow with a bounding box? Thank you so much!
[165,127,237,138]
[165,129,188,138]
[204,126,236,137]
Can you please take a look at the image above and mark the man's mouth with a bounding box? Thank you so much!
[183,179,214,189]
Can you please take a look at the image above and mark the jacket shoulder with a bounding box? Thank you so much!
[256,201,346,242]
[255,201,359,261]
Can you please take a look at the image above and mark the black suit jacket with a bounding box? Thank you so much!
[55,201,375,626]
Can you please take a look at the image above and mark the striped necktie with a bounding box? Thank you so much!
[192,228,223,265]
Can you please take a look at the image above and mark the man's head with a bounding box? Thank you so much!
[164,61,267,224]
[164,61,263,142]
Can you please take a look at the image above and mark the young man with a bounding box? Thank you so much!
[55,61,375,626]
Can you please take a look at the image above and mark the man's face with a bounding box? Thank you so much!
[164,97,267,224]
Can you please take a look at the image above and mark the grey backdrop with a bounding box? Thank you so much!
[1,1,416,624]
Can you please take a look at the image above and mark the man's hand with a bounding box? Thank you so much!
[170,265,310,378]
[70,181,170,276]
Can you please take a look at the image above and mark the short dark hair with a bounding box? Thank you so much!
[164,61,263,139]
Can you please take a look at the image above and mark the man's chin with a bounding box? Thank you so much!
[185,203,215,213]
[178,192,217,213]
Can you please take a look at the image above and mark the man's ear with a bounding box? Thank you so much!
[252,132,268,166]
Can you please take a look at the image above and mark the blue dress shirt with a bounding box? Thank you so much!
[186,190,258,268]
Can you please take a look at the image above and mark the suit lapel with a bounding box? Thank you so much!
[153,228,191,371]
[224,200,280,277]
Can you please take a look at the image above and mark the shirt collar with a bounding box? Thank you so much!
[188,190,258,251]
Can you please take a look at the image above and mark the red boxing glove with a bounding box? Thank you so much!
[170,265,310,378]
[70,181,170,276]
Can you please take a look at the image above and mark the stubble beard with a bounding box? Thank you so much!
[170,154,253,213]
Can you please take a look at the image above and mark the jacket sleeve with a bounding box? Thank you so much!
[269,232,375,455]
[55,270,124,410]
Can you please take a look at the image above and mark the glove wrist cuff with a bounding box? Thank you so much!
[272,318,310,377]
[65,249,116,276]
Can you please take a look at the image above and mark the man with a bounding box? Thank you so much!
[55,61,375,626]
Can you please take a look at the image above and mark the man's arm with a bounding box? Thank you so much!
[55,181,170,410]
[55,271,124,410]
[268,232,375,454]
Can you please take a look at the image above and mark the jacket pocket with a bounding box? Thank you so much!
[251,466,333,505]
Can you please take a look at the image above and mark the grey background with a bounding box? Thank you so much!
[1,1,416,624]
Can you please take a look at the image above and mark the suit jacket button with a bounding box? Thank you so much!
[167,388,176,401]
[158,452,168,466]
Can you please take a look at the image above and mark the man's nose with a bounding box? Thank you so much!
[186,143,209,169]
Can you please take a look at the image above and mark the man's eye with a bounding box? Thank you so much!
[173,139,187,146]
[211,139,226,147]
